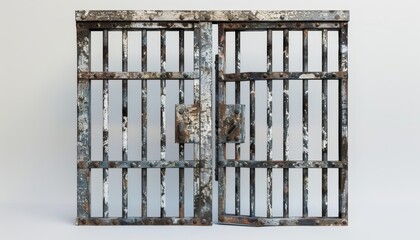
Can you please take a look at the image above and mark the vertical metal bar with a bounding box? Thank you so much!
[234,30,241,216]
[218,25,226,217]
[141,29,148,217]
[102,29,109,218]
[282,29,290,218]
[321,29,328,217]
[338,23,349,220]
[122,30,128,219]
[193,24,200,217]
[302,29,309,218]
[198,21,213,223]
[77,27,91,221]
[266,29,273,218]
[249,42,256,218]
[160,29,167,218]
[178,29,185,218]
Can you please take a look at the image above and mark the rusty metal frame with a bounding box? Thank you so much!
[76,11,212,226]
[76,10,348,227]
[216,12,349,226]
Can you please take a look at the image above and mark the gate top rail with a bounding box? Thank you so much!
[76,10,349,22]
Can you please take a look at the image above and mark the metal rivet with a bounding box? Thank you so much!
[242,23,246,28]
[315,219,320,225]
[263,73,268,78]
[77,162,84,168]
[205,15,210,21]
[130,162,136,168]
[332,73,336,78]
[81,15,87,20]
[234,109,240,115]
[112,219,118,225]
[335,15,340,20]
[119,15,125,20]
[280,15,285,20]
[218,216,224,222]
[179,219,185,225]
[228,16,233,21]
[94,73,99,78]
[344,22,348,26]
[178,108,185,114]
[179,15,185,20]
[201,218,208,225]
[280,73,283,77]
[110,73,116,78]
[81,219,87,225]
[259,219,264,225]
[96,23,101,27]
[149,15,154,20]
[296,23,301,27]
[235,136,240,141]
[94,219,101,225]
[94,162,100,168]
[315,23,320,27]
[184,162,190,167]
[167,23,173,27]
[342,220,348,225]
[183,73,188,79]
[166,219,172,224]
[110,162,116,168]
[192,219,197,224]
[78,23,84,28]
[112,23,117,28]
[278,23,283,27]
[335,23,339,27]
[248,15,254,20]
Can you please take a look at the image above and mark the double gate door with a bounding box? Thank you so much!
[76,10,348,226]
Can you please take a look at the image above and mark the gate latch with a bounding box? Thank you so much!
[219,104,245,143]
[175,104,200,143]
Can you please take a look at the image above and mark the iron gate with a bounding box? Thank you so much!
[76,11,212,225]
[216,12,349,226]
[76,10,349,226]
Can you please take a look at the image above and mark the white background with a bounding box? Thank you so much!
[1,0,419,239]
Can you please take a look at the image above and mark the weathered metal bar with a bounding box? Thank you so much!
[79,21,194,30]
[338,23,349,220]
[217,25,227,217]
[141,29,148,217]
[218,215,347,226]
[193,23,200,218]
[221,22,342,30]
[78,72,199,80]
[234,30,241,216]
[283,29,290,218]
[78,160,211,168]
[198,22,213,223]
[249,56,256,217]
[76,217,213,226]
[122,30,129,218]
[302,29,309,218]
[160,29,167,218]
[102,30,110,218]
[218,71,346,81]
[179,29,185,218]
[266,29,273,218]
[321,29,328,217]
[218,160,346,168]
[76,10,350,22]
[77,27,91,220]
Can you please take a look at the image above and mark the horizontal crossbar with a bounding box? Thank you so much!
[77,21,194,30]
[220,72,347,81]
[78,71,198,80]
[221,22,344,30]
[76,10,349,22]
[219,215,347,226]
[77,160,211,169]
[219,160,346,168]
[76,217,211,226]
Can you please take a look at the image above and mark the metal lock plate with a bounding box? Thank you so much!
[175,104,200,143]
[218,104,245,143]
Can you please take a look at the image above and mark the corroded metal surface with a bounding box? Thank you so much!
[175,104,200,143]
[218,104,245,143]
[76,10,349,22]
